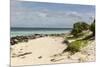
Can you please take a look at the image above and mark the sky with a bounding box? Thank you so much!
[11,0,95,28]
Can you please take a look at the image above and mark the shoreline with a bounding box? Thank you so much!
[11,36,67,66]
[11,34,95,66]
[10,33,68,45]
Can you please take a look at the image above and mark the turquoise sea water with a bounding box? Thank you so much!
[11,28,72,37]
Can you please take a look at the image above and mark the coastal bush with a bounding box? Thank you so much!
[90,20,95,36]
[63,37,69,44]
[63,40,88,53]
[71,22,89,37]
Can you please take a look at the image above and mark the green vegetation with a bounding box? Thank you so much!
[71,22,89,37]
[63,19,95,53]
[63,40,88,53]
[90,20,95,36]
[63,37,69,44]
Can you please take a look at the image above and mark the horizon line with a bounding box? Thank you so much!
[11,27,73,28]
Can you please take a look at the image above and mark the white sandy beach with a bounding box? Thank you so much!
[11,36,95,66]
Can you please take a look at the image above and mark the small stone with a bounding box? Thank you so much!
[38,56,42,59]
[51,59,55,61]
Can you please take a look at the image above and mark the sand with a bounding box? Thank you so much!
[11,36,95,66]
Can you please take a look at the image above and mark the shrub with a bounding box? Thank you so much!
[71,22,89,37]
[63,37,69,44]
[63,40,88,53]
[90,20,95,36]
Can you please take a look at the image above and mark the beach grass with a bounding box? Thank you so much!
[63,40,88,53]
[63,30,93,54]
[11,20,95,66]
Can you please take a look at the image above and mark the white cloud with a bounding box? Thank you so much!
[11,0,95,27]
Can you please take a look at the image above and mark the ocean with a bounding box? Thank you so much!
[11,28,72,37]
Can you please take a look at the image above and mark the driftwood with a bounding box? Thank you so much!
[17,52,32,57]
